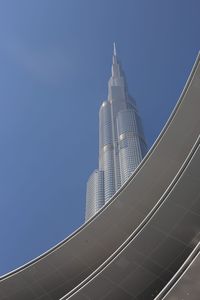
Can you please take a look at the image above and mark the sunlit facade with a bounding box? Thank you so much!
[85,44,147,220]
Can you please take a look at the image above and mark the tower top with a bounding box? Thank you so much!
[113,42,117,56]
[111,42,121,78]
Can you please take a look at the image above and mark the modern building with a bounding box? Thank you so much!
[0,53,199,300]
[85,44,147,220]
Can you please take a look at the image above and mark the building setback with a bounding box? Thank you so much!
[85,44,147,220]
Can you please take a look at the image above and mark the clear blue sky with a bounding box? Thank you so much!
[0,0,199,275]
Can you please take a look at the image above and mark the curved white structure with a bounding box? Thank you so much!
[66,135,200,299]
[0,53,200,300]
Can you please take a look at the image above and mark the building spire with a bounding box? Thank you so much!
[111,42,121,78]
[113,42,117,56]
[109,43,127,98]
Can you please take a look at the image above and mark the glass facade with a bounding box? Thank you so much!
[85,44,147,221]
[85,170,104,220]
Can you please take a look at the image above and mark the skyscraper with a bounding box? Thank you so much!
[85,44,147,221]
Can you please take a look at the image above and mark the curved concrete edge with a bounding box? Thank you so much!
[61,135,200,299]
[154,243,200,300]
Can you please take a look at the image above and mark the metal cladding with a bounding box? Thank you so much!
[0,53,200,300]
[117,109,145,184]
[85,45,147,220]
[85,170,104,221]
